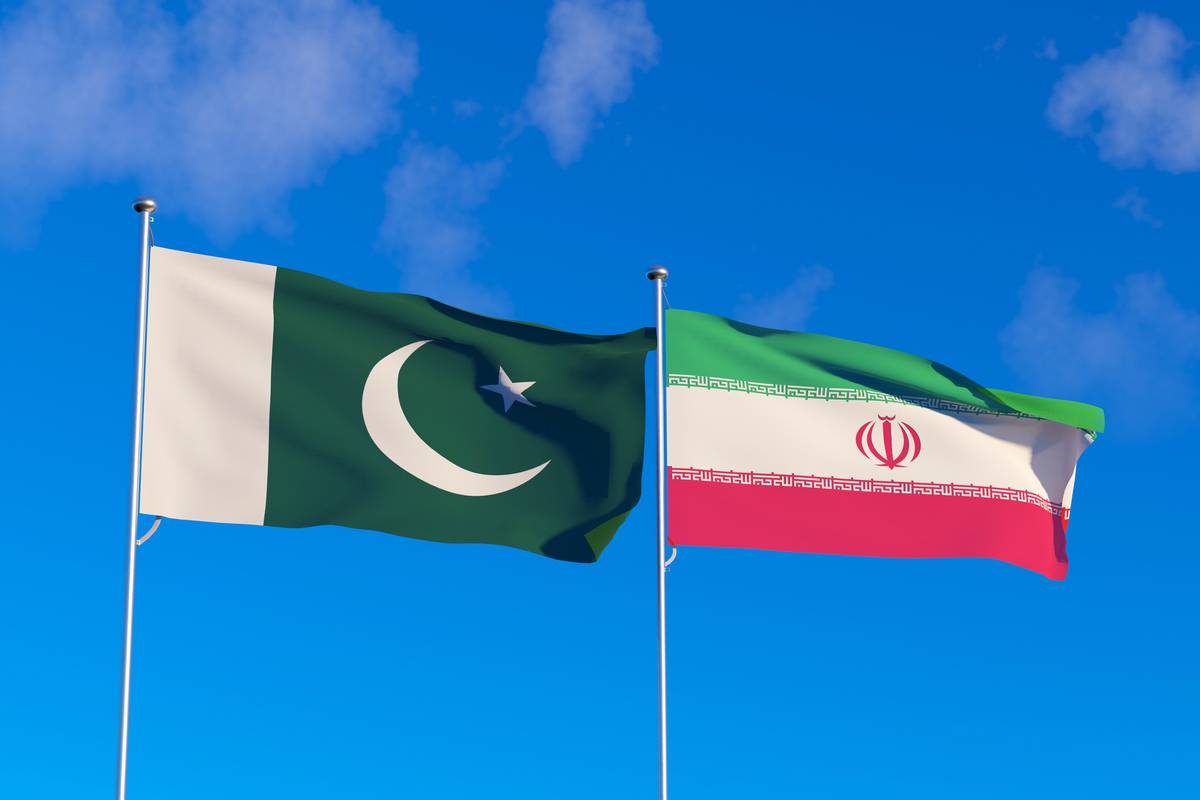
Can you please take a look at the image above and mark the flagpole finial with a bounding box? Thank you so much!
[132,197,157,214]
[647,266,668,281]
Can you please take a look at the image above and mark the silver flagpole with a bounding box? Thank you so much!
[648,265,669,800]
[116,197,156,800]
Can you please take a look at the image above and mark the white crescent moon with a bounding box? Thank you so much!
[361,340,550,497]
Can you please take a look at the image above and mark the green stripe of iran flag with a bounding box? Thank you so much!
[140,247,654,563]
[667,309,1104,433]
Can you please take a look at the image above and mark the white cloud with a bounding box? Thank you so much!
[1114,188,1163,227]
[380,140,510,315]
[1001,269,1200,434]
[1037,38,1058,60]
[452,99,482,118]
[522,0,658,165]
[0,0,417,239]
[733,266,833,331]
[1047,13,1200,172]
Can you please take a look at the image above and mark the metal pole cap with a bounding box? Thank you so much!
[647,266,668,281]
[132,197,157,214]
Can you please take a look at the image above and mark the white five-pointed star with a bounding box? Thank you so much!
[481,367,536,412]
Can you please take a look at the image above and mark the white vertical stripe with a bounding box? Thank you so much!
[139,247,276,525]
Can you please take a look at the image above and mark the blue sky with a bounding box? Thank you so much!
[2,1,1198,797]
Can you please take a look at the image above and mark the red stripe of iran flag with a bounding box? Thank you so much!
[665,310,1105,579]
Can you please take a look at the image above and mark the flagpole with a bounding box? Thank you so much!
[116,197,156,800]
[648,265,669,800]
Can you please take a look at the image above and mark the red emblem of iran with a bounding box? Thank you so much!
[856,415,921,469]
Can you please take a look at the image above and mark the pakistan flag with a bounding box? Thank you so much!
[139,248,653,563]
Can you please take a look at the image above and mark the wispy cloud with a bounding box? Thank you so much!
[733,266,834,331]
[1114,188,1163,227]
[380,1,659,311]
[986,33,1008,53]
[1001,269,1200,435]
[380,140,509,315]
[1037,38,1058,60]
[1047,14,1200,172]
[522,0,659,165]
[0,0,417,240]
[452,99,482,118]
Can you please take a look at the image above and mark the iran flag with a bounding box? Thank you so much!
[665,310,1104,579]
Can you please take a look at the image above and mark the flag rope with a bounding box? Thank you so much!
[135,517,162,546]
